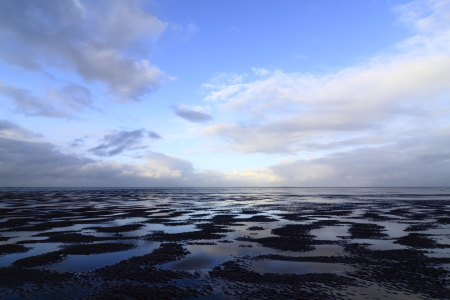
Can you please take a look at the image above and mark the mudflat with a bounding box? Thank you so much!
[0,187,449,299]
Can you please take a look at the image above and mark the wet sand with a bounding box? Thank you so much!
[0,187,449,299]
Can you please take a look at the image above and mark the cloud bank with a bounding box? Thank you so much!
[1,120,448,187]
[0,122,189,187]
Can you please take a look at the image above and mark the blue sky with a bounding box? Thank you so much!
[0,0,449,187]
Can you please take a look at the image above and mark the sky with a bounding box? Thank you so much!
[0,0,449,187]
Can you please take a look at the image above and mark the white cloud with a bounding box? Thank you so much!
[170,22,200,41]
[143,152,194,178]
[202,72,247,90]
[252,68,270,77]
[0,0,170,101]
[202,0,450,154]
[184,23,200,40]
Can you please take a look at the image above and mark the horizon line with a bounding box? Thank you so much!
[2,186,449,189]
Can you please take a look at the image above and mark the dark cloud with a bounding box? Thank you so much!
[0,135,194,187]
[0,119,41,138]
[418,152,450,163]
[148,132,162,139]
[269,135,450,187]
[70,138,85,148]
[0,119,21,131]
[0,0,168,101]
[89,129,161,157]
[1,125,449,187]
[0,82,95,118]
[172,105,213,123]
[0,136,95,182]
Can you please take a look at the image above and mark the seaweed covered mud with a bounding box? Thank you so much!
[0,187,450,299]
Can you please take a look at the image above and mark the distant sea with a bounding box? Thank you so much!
[1,186,450,199]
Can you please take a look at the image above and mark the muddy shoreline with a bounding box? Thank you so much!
[0,188,449,299]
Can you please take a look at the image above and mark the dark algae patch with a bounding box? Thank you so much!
[394,233,450,248]
[348,223,389,239]
[404,222,439,231]
[0,244,30,255]
[343,243,450,299]
[237,222,340,252]
[248,226,265,231]
[0,188,450,299]
[209,260,360,299]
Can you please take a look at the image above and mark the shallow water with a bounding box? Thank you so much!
[45,240,160,272]
[250,260,353,275]
[1,187,449,300]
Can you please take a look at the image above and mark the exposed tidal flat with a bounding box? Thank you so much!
[0,187,450,299]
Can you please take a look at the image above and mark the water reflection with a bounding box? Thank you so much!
[46,240,160,272]
[311,226,349,240]
[250,260,353,275]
